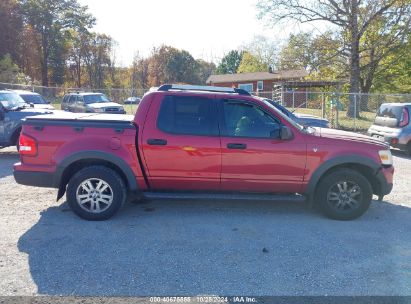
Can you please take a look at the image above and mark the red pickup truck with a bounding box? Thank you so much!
[13,85,394,221]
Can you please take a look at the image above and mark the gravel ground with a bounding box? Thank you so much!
[0,147,410,296]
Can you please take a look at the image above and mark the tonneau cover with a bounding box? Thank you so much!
[24,111,134,123]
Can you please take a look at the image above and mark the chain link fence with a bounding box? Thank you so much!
[0,82,147,115]
[257,90,411,132]
[1,82,410,132]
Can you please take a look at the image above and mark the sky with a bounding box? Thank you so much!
[78,0,305,66]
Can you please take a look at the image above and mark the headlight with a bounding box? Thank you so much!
[92,108,104,113]
[378,150,393,166]
[119,106,124,112]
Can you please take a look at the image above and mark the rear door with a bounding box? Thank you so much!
[218,99,306,193]
[141,94,221,191]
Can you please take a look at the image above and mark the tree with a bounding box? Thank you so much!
[241,35,278,69]
[278,31,344,78]
[257,0,411,117]
[164,49,201,84]
[196,59,216,84]
[0,54,27,83]
[146,46,203,86]
[20,0,95,86]
[216,50,244,74]
[82,33,115,89]
[237,51,269,73]
[0,0,23,64]
[278,33,313,71]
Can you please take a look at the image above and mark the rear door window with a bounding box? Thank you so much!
[377,105,403,119]
[375,104,405,127]
[157,96,218,136]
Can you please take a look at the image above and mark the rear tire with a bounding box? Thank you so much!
[315,169,372,220]
[67,166,126,221]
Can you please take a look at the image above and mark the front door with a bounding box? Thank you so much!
[218,99,306,193]
[141,94,221,191]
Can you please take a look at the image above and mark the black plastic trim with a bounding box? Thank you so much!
[306,155,381,196]
[14,171,55,188]
[55,150,139,192]
[23,119,135,129]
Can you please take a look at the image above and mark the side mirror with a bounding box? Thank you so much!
[280,126,294,140]
[29,103,35,108]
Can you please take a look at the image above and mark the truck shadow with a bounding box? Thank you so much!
[0,153,19,179]
[18,199,411,296]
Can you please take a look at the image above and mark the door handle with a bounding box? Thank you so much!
[147,138,167,146]
[227,143,247,149]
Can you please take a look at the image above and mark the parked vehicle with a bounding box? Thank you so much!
[14,85,394,221]
[368,103,411,155]
[0,90,52,149]
[61,92,126,114]
[13,90,55,110]
[264,98,330,128]
[124,97,141,104]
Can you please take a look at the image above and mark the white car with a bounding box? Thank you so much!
[13,90,55,110]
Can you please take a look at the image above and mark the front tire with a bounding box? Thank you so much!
[315,169,372,220]
[67,166,126,220]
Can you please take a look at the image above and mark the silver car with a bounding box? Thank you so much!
[368,103,411,155]
[61,92,126,114]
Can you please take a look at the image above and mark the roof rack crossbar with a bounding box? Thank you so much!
[157,84,251,96]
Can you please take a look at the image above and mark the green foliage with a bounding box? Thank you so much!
[237,51,268,73]
[241,35,277,69]
[20,0,95,86]
[216,50,244,74]
[0,54,27,83]
[0,0,23,63]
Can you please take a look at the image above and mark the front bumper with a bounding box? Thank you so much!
[104,110,127,114]
[376,166,394,196]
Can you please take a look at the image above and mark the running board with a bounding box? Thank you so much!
[142,192,306,202]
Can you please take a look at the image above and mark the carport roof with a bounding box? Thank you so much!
[206,69,308,84]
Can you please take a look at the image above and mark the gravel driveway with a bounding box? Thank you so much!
[0,147,410,296]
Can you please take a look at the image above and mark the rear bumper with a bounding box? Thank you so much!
[376,166,394,196]
[13,163,57,188]
[13,170,56,188]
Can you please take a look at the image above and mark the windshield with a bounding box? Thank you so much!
[0,92,27,110]
[20,94,47,104]
[84,94,110,104]
[258,97,304,131]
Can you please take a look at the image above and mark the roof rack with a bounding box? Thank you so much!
[67,89,86,94]
[157,84,251,96]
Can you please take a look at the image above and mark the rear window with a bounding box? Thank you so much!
[377,105,404,119]
[157,96,217,136]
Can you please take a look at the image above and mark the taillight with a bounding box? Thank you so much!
[19,134,38,156]
[399,107,409,127]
